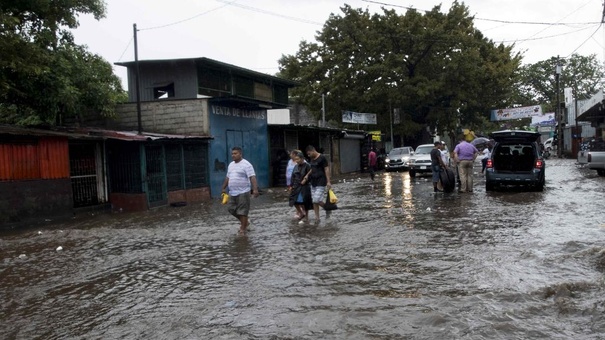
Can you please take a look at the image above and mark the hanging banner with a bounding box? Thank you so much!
[490,105,542,121]
[393,108,401,124]
[530,112,556,126]
[342,110,377,124]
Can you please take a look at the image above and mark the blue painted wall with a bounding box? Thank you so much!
[208,103,268,197]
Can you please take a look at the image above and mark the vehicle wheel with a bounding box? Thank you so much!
[409,170,416,177]
[597,169,605,177]
[486,182,494,191]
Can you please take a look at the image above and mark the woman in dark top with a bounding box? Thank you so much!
[289,152,312,223]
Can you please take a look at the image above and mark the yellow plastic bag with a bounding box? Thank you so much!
[328,189,338,204]
[221,193,229,204]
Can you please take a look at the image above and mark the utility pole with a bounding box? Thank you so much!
[133,24,142,135]
[320,94,325,127]
[555,56,562,158]
[390,106,394,151]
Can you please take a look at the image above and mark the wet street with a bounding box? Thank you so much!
[1,158,605,339]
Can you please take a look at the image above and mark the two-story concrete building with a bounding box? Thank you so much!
[103,57,298,198]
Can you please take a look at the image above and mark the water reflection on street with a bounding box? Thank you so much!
[1,159,604,339]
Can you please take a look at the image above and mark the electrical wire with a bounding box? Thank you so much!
[517,0,594,43]
[117,37,133,62]
[361,0,600,26]
[139,1,237,31]
[567,23,604,57]
[214,0,323,25]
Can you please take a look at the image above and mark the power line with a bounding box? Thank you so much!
[500,24,599,44]
[215,0,323,25]
[517,0,594,43]
[567,23,604,57]
[361,0,600,26]
[139,1,236,31]
[117,37,133,62]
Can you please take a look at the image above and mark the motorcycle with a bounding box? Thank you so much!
[540,143,550,159]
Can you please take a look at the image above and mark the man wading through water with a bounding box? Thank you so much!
[221,147,259,235]
[305,145,332,224]
[431,141,447,192]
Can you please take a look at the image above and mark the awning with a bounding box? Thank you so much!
[577,90,605,124]
[0,125,213,142]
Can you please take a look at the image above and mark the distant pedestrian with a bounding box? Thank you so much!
[481,144,492,174]
[453,135,478,193]
[289,151,312,224]
[431,141,447,192]
[440,141,449,166]
[287,149,304,218]
[368,148,377,181]
[221,147,259,235]
[286,150,298,190]
[305,145,332,223]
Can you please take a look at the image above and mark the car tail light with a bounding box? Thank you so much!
[486,159,493,168]
[535,159,543,169]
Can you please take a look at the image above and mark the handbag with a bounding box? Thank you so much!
[328,189,338,204]
[323,190,338,211]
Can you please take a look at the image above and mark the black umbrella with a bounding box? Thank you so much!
[471,137,490,146]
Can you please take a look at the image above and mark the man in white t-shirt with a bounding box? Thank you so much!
[221,147,259,235]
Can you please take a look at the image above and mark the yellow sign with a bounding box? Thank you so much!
[368,131,381,141]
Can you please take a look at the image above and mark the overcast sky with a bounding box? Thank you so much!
[72,0,605,88]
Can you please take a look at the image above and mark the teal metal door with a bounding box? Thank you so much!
[145,145,167,207]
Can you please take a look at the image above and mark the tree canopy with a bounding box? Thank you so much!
[0,0,126,126]
[278,2,522,142]
[515,54,605,113]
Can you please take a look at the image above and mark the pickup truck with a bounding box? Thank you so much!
[587,139,605,176]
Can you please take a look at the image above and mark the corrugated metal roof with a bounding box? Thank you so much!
[0,125,213,142]
[115,57,300,87]
[78,128,213,141]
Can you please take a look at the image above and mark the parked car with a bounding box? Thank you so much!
[587,138,605,176]
[485,130,545,191]
[384,147,414,172]
[408,144,449,177]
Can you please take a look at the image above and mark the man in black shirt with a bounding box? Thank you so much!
[430,141,447,192]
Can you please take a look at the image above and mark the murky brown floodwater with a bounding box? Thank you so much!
[1,158,604,339]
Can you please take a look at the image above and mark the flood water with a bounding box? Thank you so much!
[1,158,605,339]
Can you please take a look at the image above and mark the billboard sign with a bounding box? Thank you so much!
[342,110,377,124]
[490,105,542,121]
[368,130,381,141]
[530,112,556,126]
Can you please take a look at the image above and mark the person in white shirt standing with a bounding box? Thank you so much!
[221,147,259,235]
[481,144,492,174]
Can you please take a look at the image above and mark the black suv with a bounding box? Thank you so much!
[485,130,545,191]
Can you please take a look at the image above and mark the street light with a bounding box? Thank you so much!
[555,58,562,158]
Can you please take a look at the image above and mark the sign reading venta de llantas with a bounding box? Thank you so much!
[342,111,377,124]
[490,105,543,121]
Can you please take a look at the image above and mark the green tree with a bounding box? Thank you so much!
[278,1,520,143]
[514,54,605,113]
[0,0,126,125]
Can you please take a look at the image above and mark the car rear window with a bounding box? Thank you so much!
[495,144,534,156]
